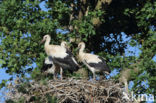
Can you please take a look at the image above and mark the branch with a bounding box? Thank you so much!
[6,79,133,103]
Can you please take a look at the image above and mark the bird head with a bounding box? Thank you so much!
[61,41,67,47]
[78,42,85,50]
[40,35,51,44]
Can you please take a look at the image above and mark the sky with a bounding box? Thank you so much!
[0,1,155,103]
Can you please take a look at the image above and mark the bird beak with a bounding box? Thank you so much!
[40,39,45,44]
[77,46,80,51]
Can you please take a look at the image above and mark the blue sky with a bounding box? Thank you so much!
[0,1,155,103]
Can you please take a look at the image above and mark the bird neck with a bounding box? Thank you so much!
[44,38,51,47]
[79,46,85,55]
[61,43,65,47]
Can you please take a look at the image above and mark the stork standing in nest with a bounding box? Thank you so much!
[78,42,111,80]
[41,56,54,74]
[41,56,60,79]
[41,35,79,80]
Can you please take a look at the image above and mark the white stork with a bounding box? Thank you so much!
[78,42,111,80]
[41,35,79,80]
[41,56,60,79]
[41,56,54,73]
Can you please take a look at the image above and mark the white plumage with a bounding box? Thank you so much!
[41,56,62,79]
[41,56,61,79]
[41,35,79,80]
[61,41,68,48]
[41,56,55,74]
[61,41,79,66]
[78,42,111,80]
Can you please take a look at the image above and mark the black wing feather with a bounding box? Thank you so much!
[88,57,110,73]
[41,57,53,72]
[52,55,79,71]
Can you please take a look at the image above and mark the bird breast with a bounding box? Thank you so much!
[45,45,68,58]
[79,53,102,63]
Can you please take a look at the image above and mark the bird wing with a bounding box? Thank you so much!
[86,56,110,73]
[52,55,79,71]
[41,57,53,72]
[83,53,102,63]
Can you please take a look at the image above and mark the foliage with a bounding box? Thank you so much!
[0,0,155,101]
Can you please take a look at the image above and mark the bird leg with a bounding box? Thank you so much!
[100,72,106,80]
[53,65,56,80]
[124,80,129,94]
[60,67,63,80]
[93,72,96,81]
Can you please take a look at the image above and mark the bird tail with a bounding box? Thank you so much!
[105,66,111,73]
[99,57,111,73]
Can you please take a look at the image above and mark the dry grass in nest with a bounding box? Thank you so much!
[6,78,132,103]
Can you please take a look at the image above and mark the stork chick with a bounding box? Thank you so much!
[41,35,79,80]
[78,42,111,80]
[41,56,60,79]
[41,56,54,73]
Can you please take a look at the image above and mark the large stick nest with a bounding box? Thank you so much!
[6,78,132,103]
